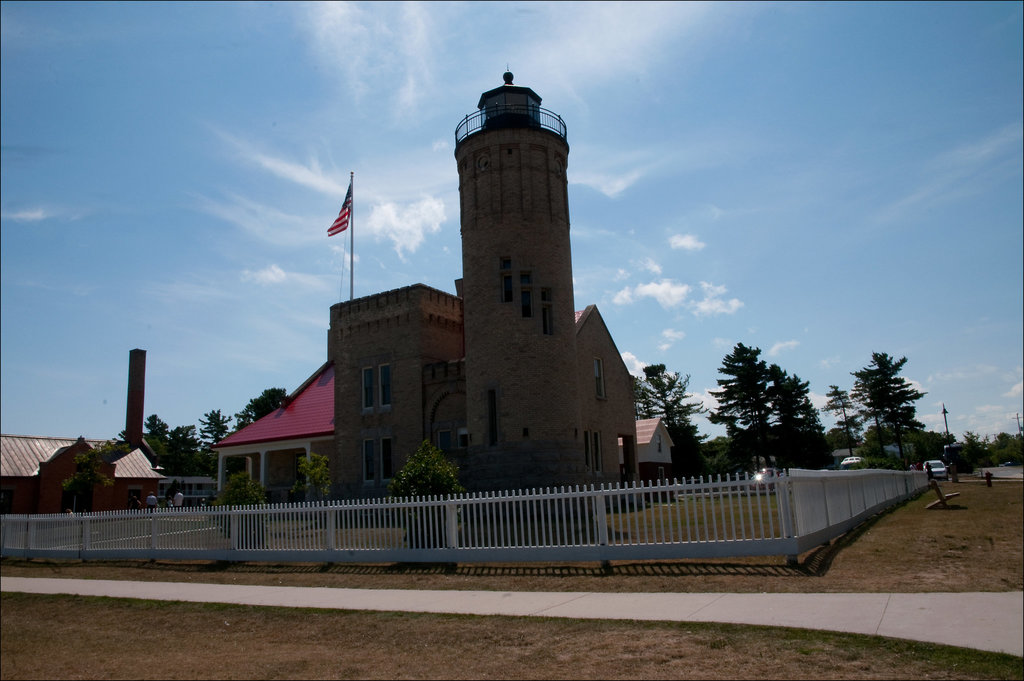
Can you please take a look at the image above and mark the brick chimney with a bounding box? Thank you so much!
[125,349,146,448]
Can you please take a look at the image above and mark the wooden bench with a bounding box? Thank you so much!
[925,479,961,509]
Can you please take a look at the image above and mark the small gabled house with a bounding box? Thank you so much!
[626,417,675,483]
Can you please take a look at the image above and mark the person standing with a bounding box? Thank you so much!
[145,491,157,512]
[173,490,184,509]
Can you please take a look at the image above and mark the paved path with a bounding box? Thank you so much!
[3,577,1021,657]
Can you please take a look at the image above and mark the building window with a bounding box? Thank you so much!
[438,430,453,451]
[594,358,606,398]
[487,390,498,446]
[583,430,591,469]
[541,289,552,335]
[655,433,662,453]
[379,364,392,407]
[501,258,513,303]
[592,431,603,472]
[362,367,374,409]
[363,440,375,482]
[381,438,393,480]
[520,272,532,317]
[457,428,469,448]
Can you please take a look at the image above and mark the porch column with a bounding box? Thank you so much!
[259,449,269,485]
[217,452,226,491]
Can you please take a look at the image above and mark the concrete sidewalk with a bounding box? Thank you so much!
[3,577,1021,657]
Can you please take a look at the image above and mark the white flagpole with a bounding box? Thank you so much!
[349,171,354,302]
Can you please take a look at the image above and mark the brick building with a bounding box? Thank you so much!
[215,74,637,499]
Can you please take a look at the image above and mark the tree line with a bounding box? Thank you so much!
[636,344,1022,477]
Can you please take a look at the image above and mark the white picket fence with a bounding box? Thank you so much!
[0,469,928,564]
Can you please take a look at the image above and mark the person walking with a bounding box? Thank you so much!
[173,490,184,509]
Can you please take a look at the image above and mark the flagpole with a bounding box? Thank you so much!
[349,171,354,302]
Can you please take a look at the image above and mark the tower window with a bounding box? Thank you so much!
[594,358,606,398]
[379,364,392,407]
[363,440,375,482]
[362,367,374,409]
[381,438,393,480]
[592,431,603,472]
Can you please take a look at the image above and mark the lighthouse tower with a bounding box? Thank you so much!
[454,72,585,490]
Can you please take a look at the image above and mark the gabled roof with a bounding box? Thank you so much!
[214,362,335,449]
[635,418,675,448]
[0,435,163,479]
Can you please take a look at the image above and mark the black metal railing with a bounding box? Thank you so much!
[455,104,567,146]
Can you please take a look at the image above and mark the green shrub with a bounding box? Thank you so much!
[388,440,465,499]
[215,472,268,507]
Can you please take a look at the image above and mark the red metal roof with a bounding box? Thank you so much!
[215,363,335,449]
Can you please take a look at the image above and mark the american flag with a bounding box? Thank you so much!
[328,179,352,236]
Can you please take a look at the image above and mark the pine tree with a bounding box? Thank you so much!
[851,352,925,462]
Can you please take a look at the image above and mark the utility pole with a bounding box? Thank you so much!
[942,404,952,444]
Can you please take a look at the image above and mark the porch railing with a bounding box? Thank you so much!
[0,469,927,564]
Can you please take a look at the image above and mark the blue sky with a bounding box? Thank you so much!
[2,1,1022,445]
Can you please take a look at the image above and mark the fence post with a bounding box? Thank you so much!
[445,502,458,549]
[595,485,609,547]
[325,506,336,551]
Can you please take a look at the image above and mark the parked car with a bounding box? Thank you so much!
[924,459,948,481]
[839,456,863,470]
[750,467,781,491]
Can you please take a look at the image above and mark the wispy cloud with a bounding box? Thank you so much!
[768,340,800,357]
[215,130,349,197]
[669,233,706,251]
[875,123,1024,223]
[658,328,686,352]
[1,207,52,222]
[241,264,333,292]
[193,192,319,247]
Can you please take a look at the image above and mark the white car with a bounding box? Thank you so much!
[840,456,863,470]
[924,459,948,481]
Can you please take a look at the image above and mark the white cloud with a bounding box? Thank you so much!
[570,168,646,198]
[216,130,349,197]
[193,192,318,247]
[366,196,446,260]
[768,340,800,357]
[640,258,662,275]
[691,281,743,317]
[1004,381,1023,398]
[241,265,287,285]
[1,207,51,222]
[669,233,706,251]
[620,351,647,377]
[613,279,691,309]
[658,328,686,352]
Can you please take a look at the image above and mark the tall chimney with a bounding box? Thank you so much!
[126,349,146,448]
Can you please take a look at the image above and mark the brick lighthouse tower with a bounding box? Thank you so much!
[454,72,585,490]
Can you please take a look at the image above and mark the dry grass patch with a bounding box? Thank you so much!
[2,593,1021,680]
